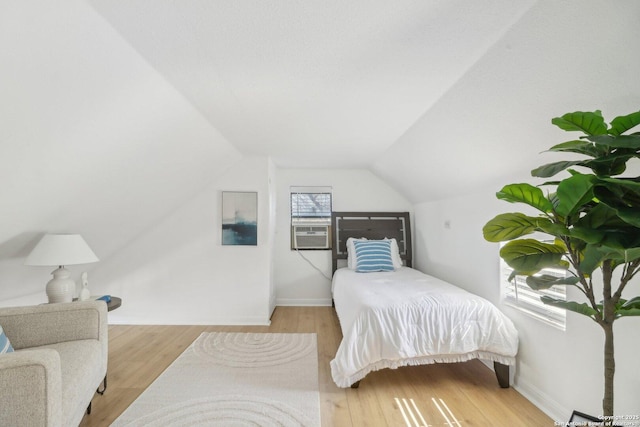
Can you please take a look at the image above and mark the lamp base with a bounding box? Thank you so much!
[46,267,75,303]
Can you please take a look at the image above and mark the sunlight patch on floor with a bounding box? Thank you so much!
[394,397,462,427]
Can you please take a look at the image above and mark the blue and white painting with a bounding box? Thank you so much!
[222,191,258,245]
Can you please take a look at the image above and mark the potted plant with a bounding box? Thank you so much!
[483,110,640,424]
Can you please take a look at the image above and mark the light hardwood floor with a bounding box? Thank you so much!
[79,306,553,427]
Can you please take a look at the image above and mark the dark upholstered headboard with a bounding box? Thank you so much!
[331,212,412,274]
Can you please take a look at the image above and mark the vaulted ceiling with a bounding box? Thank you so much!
[88,0,535,169]
[86,0,640,200]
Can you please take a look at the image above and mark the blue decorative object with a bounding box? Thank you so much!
[353,240,395,273]
[96,295,111,303]
[0,324,14,354]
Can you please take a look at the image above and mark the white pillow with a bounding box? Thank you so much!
[346,237,403,269]
[346,237,367,270]
[386,238,403,269]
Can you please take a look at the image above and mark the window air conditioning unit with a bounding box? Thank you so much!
[292,224,330,249]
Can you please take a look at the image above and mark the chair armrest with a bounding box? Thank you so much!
[0,349,62,427]
[0,301,107,351]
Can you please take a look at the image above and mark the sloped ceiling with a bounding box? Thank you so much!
[87,0,535,170]
[87,0,640,201]
[374,0,640,201]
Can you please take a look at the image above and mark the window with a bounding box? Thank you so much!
[290,186,332,250]
[500,247,567,330]
[291,192,332,219]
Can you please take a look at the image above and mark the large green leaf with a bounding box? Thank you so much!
[598,247,640,263]
[581,153,633,176]
[586,134,640,149]
[526,274,579,290]
[574,203,621,230]
[536,219,570,238]
[617,308,640,317]
[483,213,539,242]
[578,244,605,275]
[599,228,640,250]
[594,202,640,228]
[598,177,640,197]
[621,296,640,309]
[622,248,640,262]
[615,298,640,317]
[500,239,566,274]
[609,111,640,136]
[616,297,640,318]
[612,208,640,228]
[556,174,595,217]
[570,226,605,244]
[551,111,607,135]
[531,160,585,178]
[548,140,603,157]
[540,296,599,318]
[593,180,640,227]
[496,183,554,213]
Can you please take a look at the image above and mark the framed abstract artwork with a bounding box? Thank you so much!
[221,191,258,245]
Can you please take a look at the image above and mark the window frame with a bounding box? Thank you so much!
[289,186,332,250]
[500,247,567,331]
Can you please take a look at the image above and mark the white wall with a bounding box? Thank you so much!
[0,0,241,303]
[414,188,640,420]
[3,165,412,321]
[274,168,413,306]
[90,157,275,325]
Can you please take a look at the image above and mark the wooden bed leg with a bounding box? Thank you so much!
[350,381,360,389]
[494,362,510,388]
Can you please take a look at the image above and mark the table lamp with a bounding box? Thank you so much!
[25,234,99,303]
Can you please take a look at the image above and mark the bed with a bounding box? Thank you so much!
[329,212,519,389]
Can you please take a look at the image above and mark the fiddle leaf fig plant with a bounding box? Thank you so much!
[483,110,640,423]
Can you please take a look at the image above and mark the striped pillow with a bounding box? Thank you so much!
[0,324,14,354]
[353,239,395,273]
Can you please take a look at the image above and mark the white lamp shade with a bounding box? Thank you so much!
[25,234,99,267]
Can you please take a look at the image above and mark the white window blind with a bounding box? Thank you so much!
[500,257,567,330]
[290,186,332,220]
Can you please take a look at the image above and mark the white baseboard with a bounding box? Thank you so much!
[481,359,569,423]
[276,298,332,307]
[513,380,569,423]
[107,314,271,326]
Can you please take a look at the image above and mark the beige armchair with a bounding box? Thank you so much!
[0,300,108,427]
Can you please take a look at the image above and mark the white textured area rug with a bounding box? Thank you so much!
[112,332,320,426]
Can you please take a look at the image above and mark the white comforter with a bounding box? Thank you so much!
[330,267,518,388]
